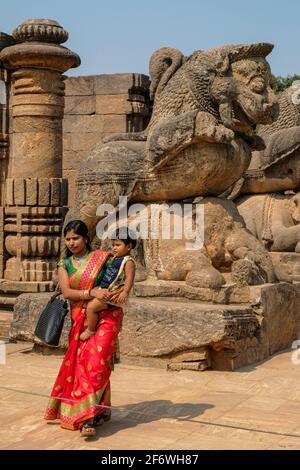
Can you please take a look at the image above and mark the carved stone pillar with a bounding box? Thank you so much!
[0,68,9,164]
[0,19,80,285]
[0,33,15,280]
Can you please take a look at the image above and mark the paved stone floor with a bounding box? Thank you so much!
[0,341,300,450]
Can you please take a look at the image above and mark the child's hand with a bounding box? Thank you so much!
[109,287,123,303]
[116,291,129,305]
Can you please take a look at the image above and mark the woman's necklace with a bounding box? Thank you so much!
[72,250,89,266]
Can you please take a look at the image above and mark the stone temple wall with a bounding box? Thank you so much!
[63,74,150,207]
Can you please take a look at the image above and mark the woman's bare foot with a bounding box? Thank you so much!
[79,329,96,341]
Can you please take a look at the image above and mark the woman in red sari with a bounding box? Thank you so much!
[44,220,123,436]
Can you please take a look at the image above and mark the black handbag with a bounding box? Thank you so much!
[34,288,68,346]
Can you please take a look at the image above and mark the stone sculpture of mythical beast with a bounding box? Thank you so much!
[239,82,300,195]
[64,43,279,287]
[236,84,300,282]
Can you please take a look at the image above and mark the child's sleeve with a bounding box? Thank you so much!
[125,256,136,265]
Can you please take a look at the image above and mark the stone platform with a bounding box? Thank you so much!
[9,282,300,371]
[0,280,55,339]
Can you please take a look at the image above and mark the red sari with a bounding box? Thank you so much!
[44,250,123,430]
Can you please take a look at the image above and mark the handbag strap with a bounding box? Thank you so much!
[50,282,62,302]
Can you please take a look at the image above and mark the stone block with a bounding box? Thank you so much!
[10,292,71,347]
[14,178,26,205]
[120,298,258,359]
[0,205,3,229]
[96,94,132,114]
[5,179,14,206]
[134,279,260,305]
[63,114,127,134]
[50,178,61,206]
[61,179,68,207]
[64,95,95,115]
[0,280,54,293]
[94,73,149,95]
[0,232,4,256]
[64,76,94,96]
[168,348,210,363]
[63,150,86,172]
[62,169,77,208]
[261,283,300,355]
[63,132,101,153]
[167,348,211,370]
[64,74,149,97]
[25,178,38,206]
[0,258,4,279]
[63,114,104,133]
[98,114,128,133]
[167,361,209,371]
[37,178,50,206]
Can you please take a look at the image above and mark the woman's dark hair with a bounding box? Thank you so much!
[63,220,92,258]
[110,226,137,249]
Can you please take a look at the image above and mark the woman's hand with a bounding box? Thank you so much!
[90,288,111,301]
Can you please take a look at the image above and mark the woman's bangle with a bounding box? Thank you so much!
[80,289,91,300]
[85,289,91,299]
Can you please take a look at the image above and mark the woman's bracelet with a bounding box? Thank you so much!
[80,289,92,300]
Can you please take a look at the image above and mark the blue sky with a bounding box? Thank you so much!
[2,0,299,78]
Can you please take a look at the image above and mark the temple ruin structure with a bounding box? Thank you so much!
[1,19,300,371]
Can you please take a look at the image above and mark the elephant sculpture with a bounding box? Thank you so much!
[237,192,300,253]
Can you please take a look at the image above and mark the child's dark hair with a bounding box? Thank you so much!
[63,220,92,258]
[110,226,137,249]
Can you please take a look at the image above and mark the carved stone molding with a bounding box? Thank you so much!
[11,68,65,118]
[5,257,58,282]
[5,234,61,258]
[12,19,68,45]
[3,206,66,281]
[0,43,80,73]
[5,178,68,207]
[4,206,66,233]
[0,33,15,52]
